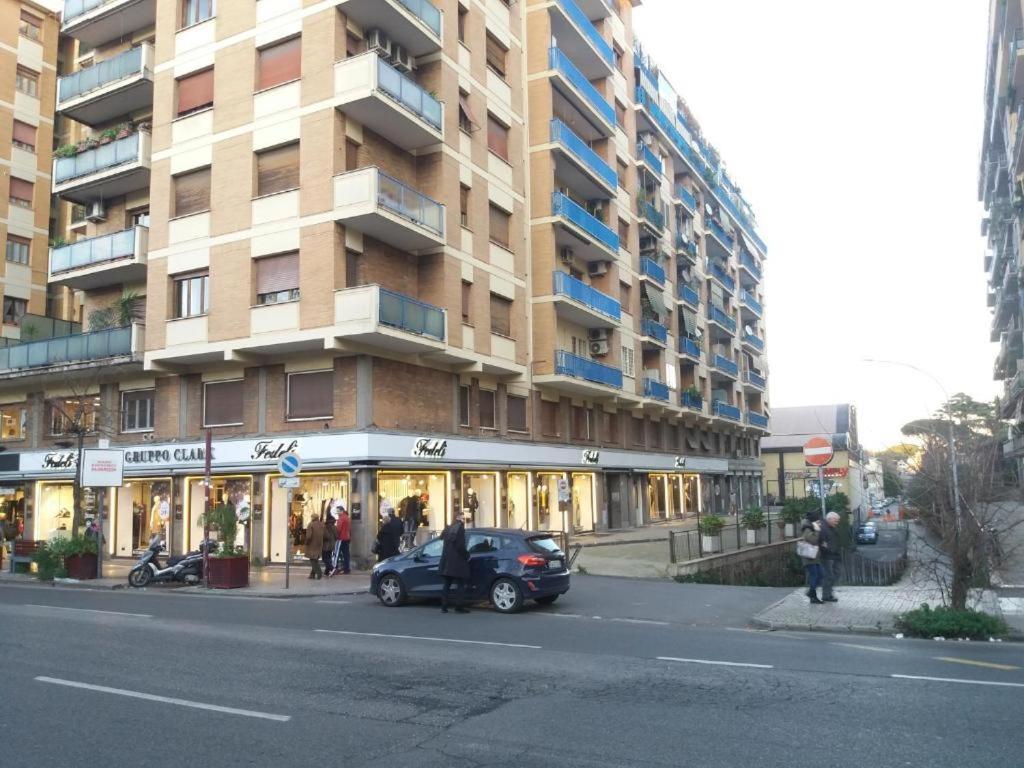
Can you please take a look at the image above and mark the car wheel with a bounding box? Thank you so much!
[535,594,559,606]
[490,578,524,613]
[377,574,406,607]
[128,568,151,588]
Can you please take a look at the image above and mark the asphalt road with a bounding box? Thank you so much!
[1,577,1021,767]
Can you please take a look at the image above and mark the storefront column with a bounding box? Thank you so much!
[352,468,375,570]
[594,474,608,532]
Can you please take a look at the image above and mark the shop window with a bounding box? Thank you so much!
[257,36,301,91]
[488,204,510,248]
[459,90,477,134]
[479,388,496,429]
[2,297,26,326]
[287,370,333,420]
[203,379,244,427]
[463,472,499,527]
[378,471,448,542]
[12,120,36,152]
[507,394,527,432]
[631,416,644,446]
[541,399,560,437]
[272,472,348,562]
[173,167,211,217]
[6,236,30,266]
[49,397,99,436]
[188,476,252,553]
[122,479,171,553]
[458,384,470,426]
[121,389,155,432]
[460,185,470,228]
[175,68,214,118]
[571,406,591,441]
[255,251,299,305]
[9,177,33,209]
[485,32,507,78]
[602,411,618,443]
[487,114,509,161]
[489,293,511,337]
[181,0,214,28]
[15,67,38,97]
[255,142,300,197]
[173,271,209,318]
[461,281,471,323]
[19,11,41,41]
[0,405,26,441]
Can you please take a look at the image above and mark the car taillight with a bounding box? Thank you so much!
[517,554,547,568]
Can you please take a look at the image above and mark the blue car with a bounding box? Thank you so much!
[370,528,570,613]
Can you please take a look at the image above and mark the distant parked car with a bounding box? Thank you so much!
[856,525,879,545]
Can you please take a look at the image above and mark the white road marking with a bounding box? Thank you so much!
[314,600,351,605]
[831,642,897,654]
[891,674,1024,689]
[657,656,774,669]
[24,604,152,619]
[34,677,291,721]
[314,628,541,649]
[609,618,670,626]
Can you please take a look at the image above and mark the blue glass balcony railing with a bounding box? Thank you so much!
[549,47,615,126]
[679,283,700,308]
[555,0,614,66]
[681,391,704,411]
[708,219,735,251]
[376,170,444,236]
[708,305,737,333]
[397,0,443,37]
[637,143,663,176]
[710,262,736,293]
[713,400,741,422]
[679,337,701,359]
[555,349,623,389]
[378,288,445,340]
[740,289,763,316]
[739,251,763,281]
[550,119,616,189]
[552,271,621,320]
[0,326,135,371]
[54,132,141,184]
[743,370,766,389]
[376,55,442,130]
[746,411,769,429]
[675,234,698,258]
[552,192,619,251]
[644,378,670,401]
[50,227,139,274]
[641,317,667,343]
[640,256,665,284]
[676,185,697,212]
[58,46,145,103]
[742,332,765,352]
[63,0,119,24]
[713,354,739,377]
[638,200,665,230]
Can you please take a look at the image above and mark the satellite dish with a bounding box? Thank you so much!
[695,327,704,338]
[744,324,753,335]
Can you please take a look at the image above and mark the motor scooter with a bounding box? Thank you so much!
[127,535,216,587]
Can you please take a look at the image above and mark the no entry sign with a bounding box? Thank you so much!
[803,436,834,467]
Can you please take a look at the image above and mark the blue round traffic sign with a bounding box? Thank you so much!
[278,452,301,477]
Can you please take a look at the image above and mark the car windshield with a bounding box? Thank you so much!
[527,536,562,555]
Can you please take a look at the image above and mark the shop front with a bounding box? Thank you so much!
[461,471,499,528]
[113,477,172,556]
[378,470,448,547]
[0,483,28,541]
[266,471,350,563]
[184,475,254,553]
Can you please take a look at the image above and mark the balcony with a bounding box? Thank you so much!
[681,391,704,413]
[712,354,739,379]
[548,47,615,135]
[713,400,741,422]
[61,0,156,49]
[53,131,151,205]
[550,0,614,77]
[575,0,614,19]
[49,226,148,290]
[0,324,144,380]
[637,199,665,232]
[641,317,667,346]
[675,234,698,259]
[676,185,697,213]
[57,44,154,127]
[541,349,623,395]
[550,119,616,197]
[333,167,445,253]
[552,271,620,327]
[740,289,763,318]
[551,191,619,260]
[637,143,663,177]
[643,378,670,402]
[707,305,737,335]
[741,331,765,354]
[742,369,766,391]
[739,251,762,284]
[710,262,736,293]
[707,218,735,253]
[679,337,701,361]
[746,411,769,430]
[679,283,700,309]
[640,256,666,285]
[334,285,446,355]
[336,0,442,57]
[334,53,442,151]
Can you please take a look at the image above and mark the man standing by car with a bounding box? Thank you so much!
[439,511,471,614]
[819,511,841,602]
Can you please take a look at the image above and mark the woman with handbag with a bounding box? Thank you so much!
[797,510,824,605]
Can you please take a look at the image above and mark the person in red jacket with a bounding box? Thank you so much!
[334,504,352,575]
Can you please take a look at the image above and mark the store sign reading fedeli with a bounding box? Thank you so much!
[412,438,447,458]
[581,450,600,465]
[42,452,77,469]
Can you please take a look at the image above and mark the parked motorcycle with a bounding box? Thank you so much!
[127,535,216,588]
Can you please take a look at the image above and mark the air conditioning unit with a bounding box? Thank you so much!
[588,328,609,342]
[85,200,106,222]
[391,44,414,73]
[590,340,609,356]
[366,29,392,58]
[639,131,654,146]
[560,247,574,265]
[591,203,605,220]
[588,260,609,277]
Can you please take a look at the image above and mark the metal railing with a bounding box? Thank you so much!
[679,283,700,307]
[378,288,445,340]
[552,271,620,320]
[746,411,769,428]
[676,235,698,258]
[54,132,141,184]
[669,510,788,562]
[552,192,619,251]
[554,0,613,65]
[713,400,741,421]
[708,305,737,333]
[0,325,136,371]
[550,119,616,189]
[63,0,122,24]
[679,337,701,359]
[397,0,442,37]
[58,46,145,103]
[375,55,442,130]
[710,262,735,292]
[708,219,735,251]
[681,391,703,411]
[739,251,762,281]
[742,331,765,351]
[549,47,615,125]
[713,354,738,377]
[377,170,445,237]
[643,378,669,401]
[0,314,80,347]
[641,317,667,343]
[676,185,697,211]
[555,349,622,389]
[50,228,140,274]
[640,256,665,284]
[743,369,766,389]
[637,199,665,230]
[740,289,763,316]
[637,143,663,175]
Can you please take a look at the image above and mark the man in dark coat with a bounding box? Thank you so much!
[819,511,842,602]
[439,511,471,613]
[375,511,403,562]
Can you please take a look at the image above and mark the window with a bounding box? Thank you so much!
[173,272,209,318]
[255,142,300,197]
[0,405,26,441]
[485,32,507,77]
[572,406,591,441]
[648,420,662,449]
[479,388,496,429]
[181,0,214,28]
[15,67,38,97]
[631,416,644,446]
[121,390,155,432]
[6,236,30,266]
[257,37,301,91]
[2,297,26,326]
[602,411,618,443]
[490,293,511,337]
[19,11,41,41]
[613,44,624,74]
[616,159,627,189]
[507,394,527,432]
[541,399,560,437]
[204,380,244,427]
[346,32,363,57]
[489,204,510,248]
[615,100,626,128]
[458,385,470,426]
[421,537,444,558]
[49,397,99,436]
[287,370,333,420]
[345,248,363,287]
[175,68,214,117]
[618,281,630,310]
[130,208,150,227]
[617,219,629,249]
[487,114,509,160]
[9,177,32,209]
[458,5,468,43]
[458,91,477,133]
[173,167,211,217]
[621,344,635,377]
[460,184,470,227]
[12,120,36,152]
[255,251,299,305]
[461,281,471,323]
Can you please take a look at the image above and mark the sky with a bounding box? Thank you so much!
[632,0,993,450]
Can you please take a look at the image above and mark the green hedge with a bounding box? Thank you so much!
[896,604,1010,640]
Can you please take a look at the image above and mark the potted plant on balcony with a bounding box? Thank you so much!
[202,503,249,589]
[698,515,724,554]
[115,122,133,140]
[97,128,118,145]
[87,291,142,331]
[740,508,765,545]
[54,144,78,158]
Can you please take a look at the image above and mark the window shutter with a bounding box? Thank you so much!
[204,380,244,426]
[176,68,214,116]
[507,395,527,432]
[256,143,300,196]
[487,115,508,160]
[9,178,33,203]
[173,168,211,216]
[490,293,511,337]
[12,120,36,149]
[255,252,299,295]
[458,92,477,129]
[488,204,510,247]
[478,389,496,429]
[258,37,301,91]
[486,33,506,76]
[288,370,333,419]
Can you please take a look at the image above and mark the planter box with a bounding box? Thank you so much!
[64,553,98,580]
[207,555,249,589]
[701,534,722,553]
[745,528,759,545]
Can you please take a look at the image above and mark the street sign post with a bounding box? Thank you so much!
[278,453,301,589]
[803,436,834,520]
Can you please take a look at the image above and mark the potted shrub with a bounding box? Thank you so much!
[54,144,78,158]
[741,508,765,545]
[115,122,133,139]
[780,499,805,538]
[698,515,725,554]
[202,503,249,589]
[97,128,117,145]
[63,535,99,580]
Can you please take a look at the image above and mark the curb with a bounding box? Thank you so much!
[749,616,892,635]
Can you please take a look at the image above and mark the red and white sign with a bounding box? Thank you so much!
[80,449,124,487]
[803,436,834,467]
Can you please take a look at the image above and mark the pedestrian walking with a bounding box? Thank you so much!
[798,511,823,605]
[819,511,841,602]
[335,504,352,574]
[323,513,337,576]
[375,510,403,562]
[439,511,471,614]
[305,514,325,580]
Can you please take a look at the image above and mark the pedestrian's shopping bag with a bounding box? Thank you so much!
[796,540,819,559]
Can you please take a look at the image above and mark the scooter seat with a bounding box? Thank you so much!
[168,555,186,566]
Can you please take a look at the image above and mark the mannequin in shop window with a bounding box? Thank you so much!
[463,487,479,525]
[402,492,423,539]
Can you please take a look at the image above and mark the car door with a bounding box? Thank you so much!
[466,533,504,597]
[403,537,444,596]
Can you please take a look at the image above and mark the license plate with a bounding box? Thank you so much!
[548,559,563,570]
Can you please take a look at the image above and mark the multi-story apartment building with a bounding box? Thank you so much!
[0,0,769,566]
